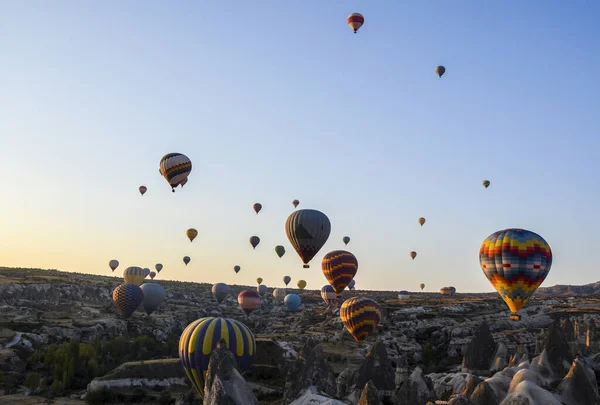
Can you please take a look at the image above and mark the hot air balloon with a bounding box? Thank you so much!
[149,271,156,280]
[187,228,198,242]
[348,279,356,290]
[275,245,286,258]
[440,287,452,296]
[343,236,351,246]
[159,153,192,192]
[123,266,145,286]
[398,290,410,299]
[257,284,267,297]
[155,263,163,273]
[273,288,287,301]
[183,256,190,266]
[250,236,260,250]
[284,294,301,312]
[479,228,552,321]
[449,286,456,296]
[179,317,255,399]
[347,13,364,33]
[285,209,331,268]
[435,65,446,78]
[109,259,119,272]
[418,217,426,227]
[283,276,291,286]
[321,285,338,306]
[139,186,147,196]
[292,199,300,208]
[140,283,164,315]
[420,283,425,291]
[340,297,382,344]
[256,278,263,285]
[483,180,491,188]
[253,203,262,214]
[113,284,144,319]
[296,280,307,290]
[212,283,230,303]
[143,268,151,278]
[410,251,417,260]
[322,250,358,294]
[238,290,260,315]
[234,265,241,274]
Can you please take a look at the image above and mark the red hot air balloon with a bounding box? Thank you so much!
[238,290,260,315]
[292,199,300,208]
[149,271,156,280]
[253,203,262,214]
[347,13,364,33]
[322,250,358,294]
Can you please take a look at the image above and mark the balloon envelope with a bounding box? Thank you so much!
[347,13,364,33]
[256,277,263,285]
[143,268,151,278]
[183,256,190,265]
[155,263,163,273]
[322,250,358,294]
[283,276,291,286]
[343,236,350,246]
[348,279,356,290]
[140,283,165,315]
[234,265,241,274]
[284,294,301,312]
[285,209,331,268]
[113,284,144,319]
[159,153,192,192]
[483,180,491,188]
[149,271,156,280]
[253,203,262,214]
[139,186,147,195]
[212,283,230,303]
[238,290,260,315]
[275,245,286,258]
[418,217,426,226]
[296,280,307,290]
[187,228,198,242]
[410,251,417,260]
[273,288,287,301]
[123,266,145,286]
[292,199,299,208]
[321,285,338,306]
[250,236,260,249]
[109,259,119,272]
[435,65,446,77]
[257,284,267,297]
[340,297,382,343]
[420,283,425,290]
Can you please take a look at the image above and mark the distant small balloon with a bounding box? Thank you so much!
[109,259,119,272]
[418,217,426,227]
[143,268,151,278]
[347,13,364,33]
[186,228,198,242]
[256,277,263,285]
[348,279,356,290]
[297,280,307,290]
[212,283,230,303]
[139,186,147,196]
[149,271,156,280]
[253,203,262,214]
[483,180,491,188]
[257,284,267,297]
[183,256,190,265]
[283,276,291,286]
[343,236,351,246]
[159,153,192,192]
[435,65,446,78]
[234,265,241,274]
[410,251,417,260]
[292,199,300,208]
[420,283,425,291]
[155,263,163,273]
[273,288,287,301]
[275,245,286,258]
[250,236,260,249]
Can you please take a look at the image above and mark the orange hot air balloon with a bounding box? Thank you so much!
[347,13,364,33]
[418,217,426,227]
[410,251,417,260]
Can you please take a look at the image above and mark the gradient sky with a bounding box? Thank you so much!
[1,1,599,293]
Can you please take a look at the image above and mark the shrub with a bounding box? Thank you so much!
[24,372,41,390]
[86,387,116,405]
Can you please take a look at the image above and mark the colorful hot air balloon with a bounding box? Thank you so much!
[322,250,358,295]
[179,317,255,399]
[296,280,307,290]
[321,285,338,306]
[250,236,260,250]
[140,283,164,315]
[187,228,198,242]
[275,245,286,258]
[113,284,144,319]
[273,288,287,301]
[440,287,452,296]
[283,276,291,286]
[410,251,417,260]
[483,180,491,188]
[109,259,119,272]
[149,271,156,280]
[292,199,300,208]
[435,65,446,78]
[418,217,426,227]
[159,153,192,192]
[340,297,382,344]
[253,203,262,214]
[155,263,163,273]
[123,266,145,286]
[479,228,552,321]
[348,279,356,290]
[139,186,147,196]
[343,236,351,246]
[256,278,263,285]
[420,283,425,291]
[347,13,364,33]
[183,256,191,266]
[238,290,260,315]
[284,294,301,312]
[212,283,230,303]
[257,284,267,297]
[234,265,241,274]
[285,209,331,268]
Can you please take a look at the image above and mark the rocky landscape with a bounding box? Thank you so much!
[0,267,600,405]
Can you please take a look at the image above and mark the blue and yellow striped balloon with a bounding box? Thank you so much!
[179,317,256,398]
[479,228,552,320]
[340,297,382,344]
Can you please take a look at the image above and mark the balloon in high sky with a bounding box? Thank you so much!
[343,236,351,246]
[322,250,358,295]
[292,199,300,208]
[123,266,145,286]
[212,283,230,303]
[234,265,241,274]
[418,217,426,227]
[143,268,151,278]
[283,276,291,286]
[285,209,331,268]
[340,297,382,344]
[347,13,364,33]
[435,65,446,78]
[139,186,147,196]
[296,280,307,290]
[159,153,192,192]
[256,278,263,285]
[109,259,119,272]
[275,245,286,258]
[183,256,191,266]
[410,251,417,260]
[284,294,301,312]
[140,283,164,315]
[113,283,144,319]
[149,271,156,280]
[420,283,425,290]
[479,228,552,321]
[187,228,198,242]
[483,180,491,188]
[250,236,260,249]
[253,203,262,214]
[179,317,255,399]
[155,263,163,273]
[238,290,260,315]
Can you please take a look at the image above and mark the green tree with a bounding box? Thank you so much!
[24,372,41,391]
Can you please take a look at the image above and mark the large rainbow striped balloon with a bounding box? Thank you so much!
[479,228,552,320]
[340,297,382,344]
[322,250,358,294]
[179,317,255,399]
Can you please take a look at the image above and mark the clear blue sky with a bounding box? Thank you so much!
[1,1,599,293]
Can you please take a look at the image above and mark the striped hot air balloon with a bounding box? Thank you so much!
[159,153,192,192]
[179,317,255,399]
[347,13,364,33]
[322,250,358,294]
[238,290,260,315]
[321,285,338,306]
[285,209,331,268]
[440,287,452,296]
[112,284,144,319]
[123,266,145,286]
[479,228,552,321]
[340,297,382,344]
[273,288,287,301]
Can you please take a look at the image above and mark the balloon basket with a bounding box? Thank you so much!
[303,265,309,268]
[510,313,521,321]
